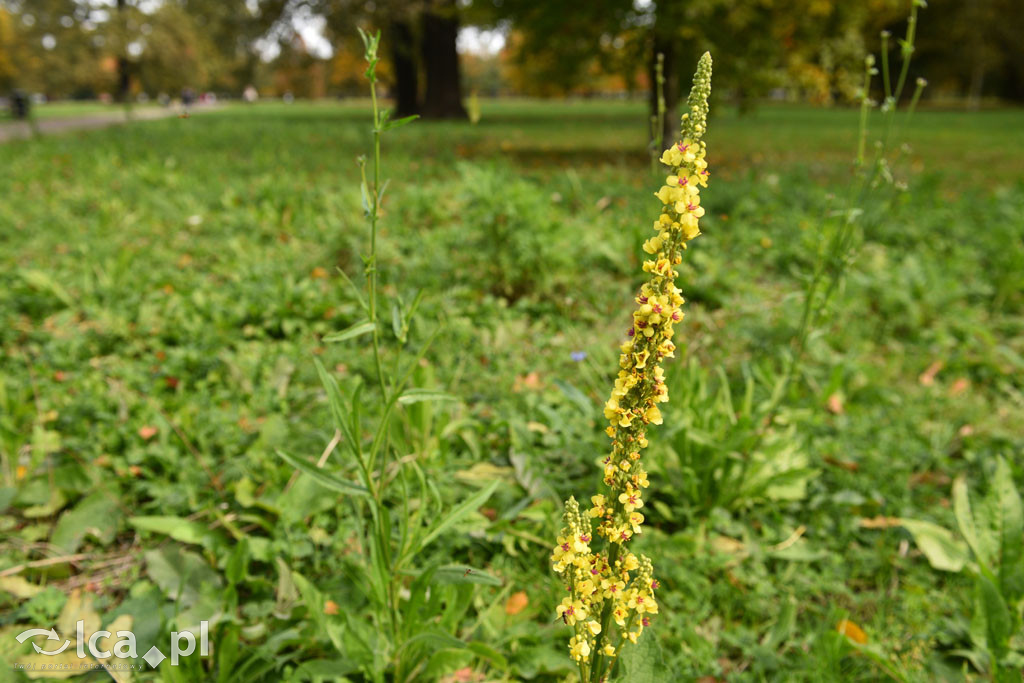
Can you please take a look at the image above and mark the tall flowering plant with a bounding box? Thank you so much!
[552,53,712,682]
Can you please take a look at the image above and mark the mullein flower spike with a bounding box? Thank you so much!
[552,52,712,677]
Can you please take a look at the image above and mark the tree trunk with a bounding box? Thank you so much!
[420,0,467,120]
[389,19,420,117]
[116,0,131,105]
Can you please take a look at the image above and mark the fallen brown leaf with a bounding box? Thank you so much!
[837,618,868,644]
[505,590,529,615]
[824,455,859,472]
[949,377,970,397]
[919,360,943,386]
[858,516,902,529]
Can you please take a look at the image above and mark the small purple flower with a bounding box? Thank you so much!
[571,351,587,362]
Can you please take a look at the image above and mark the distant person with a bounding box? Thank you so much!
[181,88,195,118]
[282,91,294,104]
[10,90,30,120]
[243,85,258,103]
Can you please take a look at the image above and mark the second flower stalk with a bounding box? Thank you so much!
[551,52,713,682]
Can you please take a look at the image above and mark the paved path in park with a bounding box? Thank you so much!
[0,105,216,143]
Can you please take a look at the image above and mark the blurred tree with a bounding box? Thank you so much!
[0,6,18,90]
[135,3,220,95]
[178,0,291,93]
[420,0,466,118]
[317,0,467,118]
[903,0,1024,105]
[0,0,111,98]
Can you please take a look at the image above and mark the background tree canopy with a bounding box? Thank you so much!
[1,0,1022,113]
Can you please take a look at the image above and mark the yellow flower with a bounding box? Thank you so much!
[569,636,591,661]
[628,591,658,615]
[573,532,592,554]
[551,535,575,568]
[602,578,626,599]
[586,620,602,636]
[556,597,587,626]
[618,487,643,513]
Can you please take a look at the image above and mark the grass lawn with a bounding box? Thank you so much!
[0,99,1022,681]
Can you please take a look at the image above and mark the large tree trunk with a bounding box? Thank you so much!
[389,19,420,117]
[649,2,680,146]
[420,0,467,120]
[116,0,131,106]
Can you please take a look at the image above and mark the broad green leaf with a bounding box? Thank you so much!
[616,631,669,682]
[901,518,969,572]
[144,546,222,606]
[275,450,369,498]
[397,388,458,405]
[57,589,100,642]
[323,319,375,343]
[992,457,1024,597]
[974,574,1012,661]
[50,490,122,553]
[418,480,500,552]
[129,515,223,548]
[399,628,465,655]
[0,487,15,513]
[225,539,249,586]
[0,575,44,600]
[467,641,508,670]
[954,474,988,570]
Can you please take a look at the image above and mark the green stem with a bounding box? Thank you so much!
[367,69,389,401]
[591,541,622,682]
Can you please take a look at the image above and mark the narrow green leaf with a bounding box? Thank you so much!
[431,564,502,586]
[381,114,418,132]
[313,358,359,461]
[418,480,499,552]
[334,266,367,312]
[398,388,458,405]
[359,180,371,216]
[391,301,404,341]
[275,450,369,498]
[323,320,376,343]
